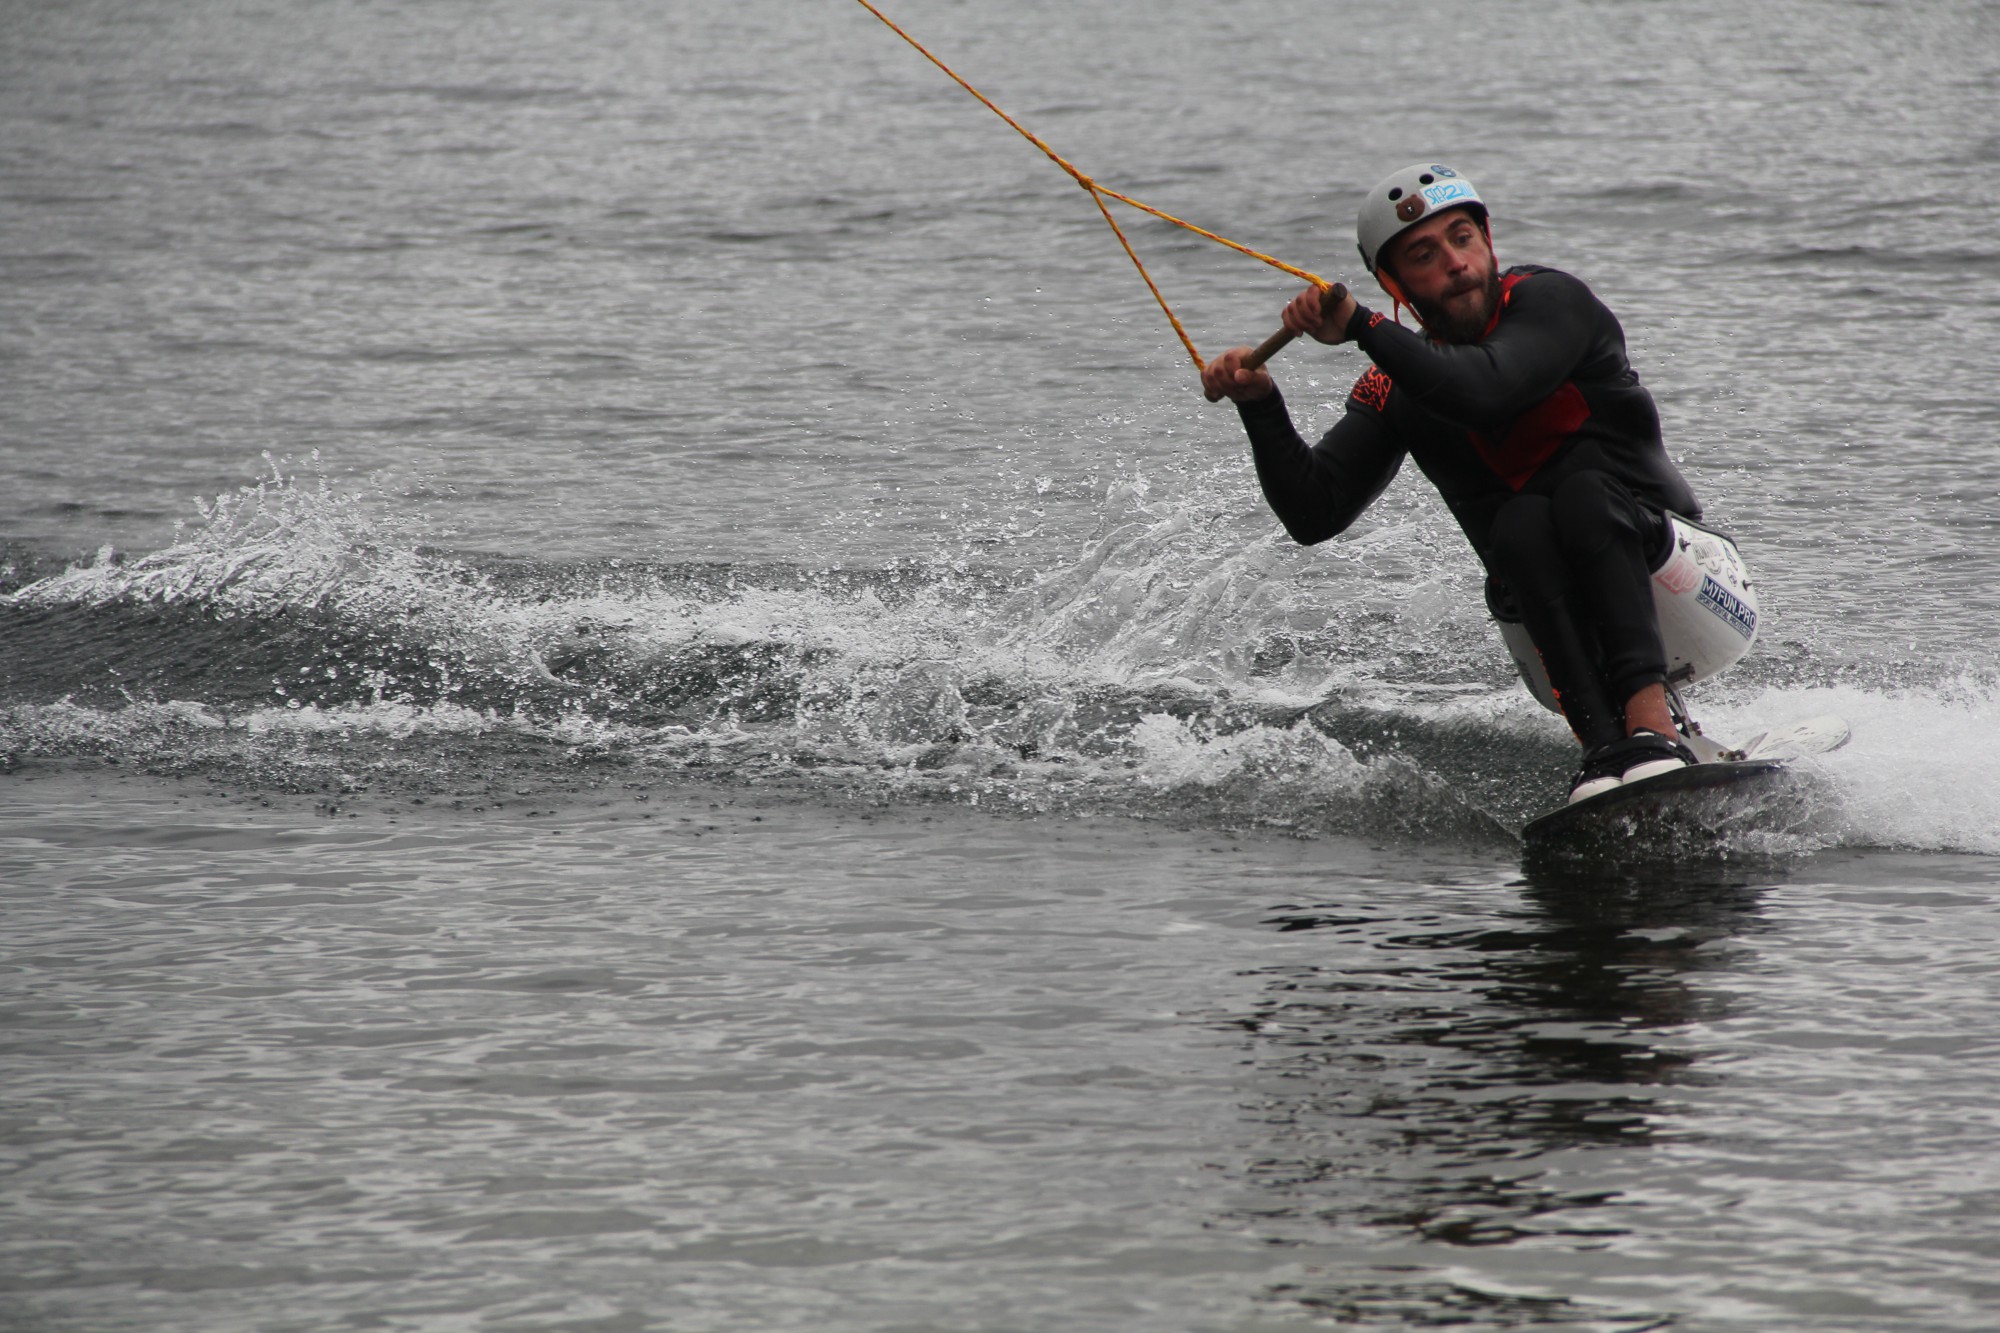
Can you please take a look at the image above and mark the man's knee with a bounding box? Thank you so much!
[1486,494,1557,578]
[1549,470,1640,558]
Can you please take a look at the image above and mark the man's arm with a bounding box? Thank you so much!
[1235,387,1405,546]
[1349,271,1599,427]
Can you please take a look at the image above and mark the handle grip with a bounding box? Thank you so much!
[1240,281,1347,371]
[1232,280,1344,370]
[1239,325,1296,373]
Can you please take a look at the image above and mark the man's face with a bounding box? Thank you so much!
[1381,207,1500,344]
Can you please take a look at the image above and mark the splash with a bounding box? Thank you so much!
[14,452,423,614]
[1695,679,2000,855]
[4,457,1995,854]
[999,472,1496,697]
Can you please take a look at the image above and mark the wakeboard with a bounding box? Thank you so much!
[1523,714,1850,853]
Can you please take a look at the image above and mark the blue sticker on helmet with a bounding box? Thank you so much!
[1421,180,1475,209]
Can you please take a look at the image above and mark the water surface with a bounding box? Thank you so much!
[4,0,1999,1328]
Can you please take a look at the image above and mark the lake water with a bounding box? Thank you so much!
[3,1,1999,1329]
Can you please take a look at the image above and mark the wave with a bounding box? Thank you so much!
[4,457,1995,856]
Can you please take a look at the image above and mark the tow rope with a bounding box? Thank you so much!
[852,0,1331,373]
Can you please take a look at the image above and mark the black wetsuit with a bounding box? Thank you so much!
[1236,264,1700,749]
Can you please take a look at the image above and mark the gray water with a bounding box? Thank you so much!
[4,0,2000,1328]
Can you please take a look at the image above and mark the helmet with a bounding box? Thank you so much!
[1355,163,1488,274]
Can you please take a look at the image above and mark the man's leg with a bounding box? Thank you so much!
[1546,471,1673,736]
[1622,683,1675,737]
[1485,494,1625,751]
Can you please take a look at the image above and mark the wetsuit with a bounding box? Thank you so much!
[1236,264,1700,749]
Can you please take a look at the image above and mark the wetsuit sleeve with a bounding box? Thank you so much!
[1349,271,1598,430]
[1235,387,1405,545]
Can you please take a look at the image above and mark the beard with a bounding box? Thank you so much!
[1408,269,1504,344]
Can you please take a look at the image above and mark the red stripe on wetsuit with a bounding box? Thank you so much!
[1466,272,1589,491]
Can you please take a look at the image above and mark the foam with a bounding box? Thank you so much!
[1697,679,2000,855]
[1129,712,1366,791]
[240,700,501,739]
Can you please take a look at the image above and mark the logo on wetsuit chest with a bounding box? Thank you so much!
[1697,575,1758,640]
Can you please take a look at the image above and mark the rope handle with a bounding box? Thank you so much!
[1239,283,1347,371]
[1241,328,1298,374]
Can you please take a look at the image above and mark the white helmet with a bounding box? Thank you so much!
[1355,163,1488,274]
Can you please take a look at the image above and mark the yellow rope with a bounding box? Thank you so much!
[852,0,1328,371]
[1084,184,1207,371]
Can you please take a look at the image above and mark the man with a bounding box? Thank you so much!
[1202,163,1729,804]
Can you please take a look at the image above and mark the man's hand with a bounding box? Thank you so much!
[1202,347,1275,404]
[1282,282,1358,345]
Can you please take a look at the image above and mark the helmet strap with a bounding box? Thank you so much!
[1376,269,1414,329]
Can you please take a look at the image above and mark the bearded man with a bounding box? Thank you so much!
[1203,163,1755,803]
